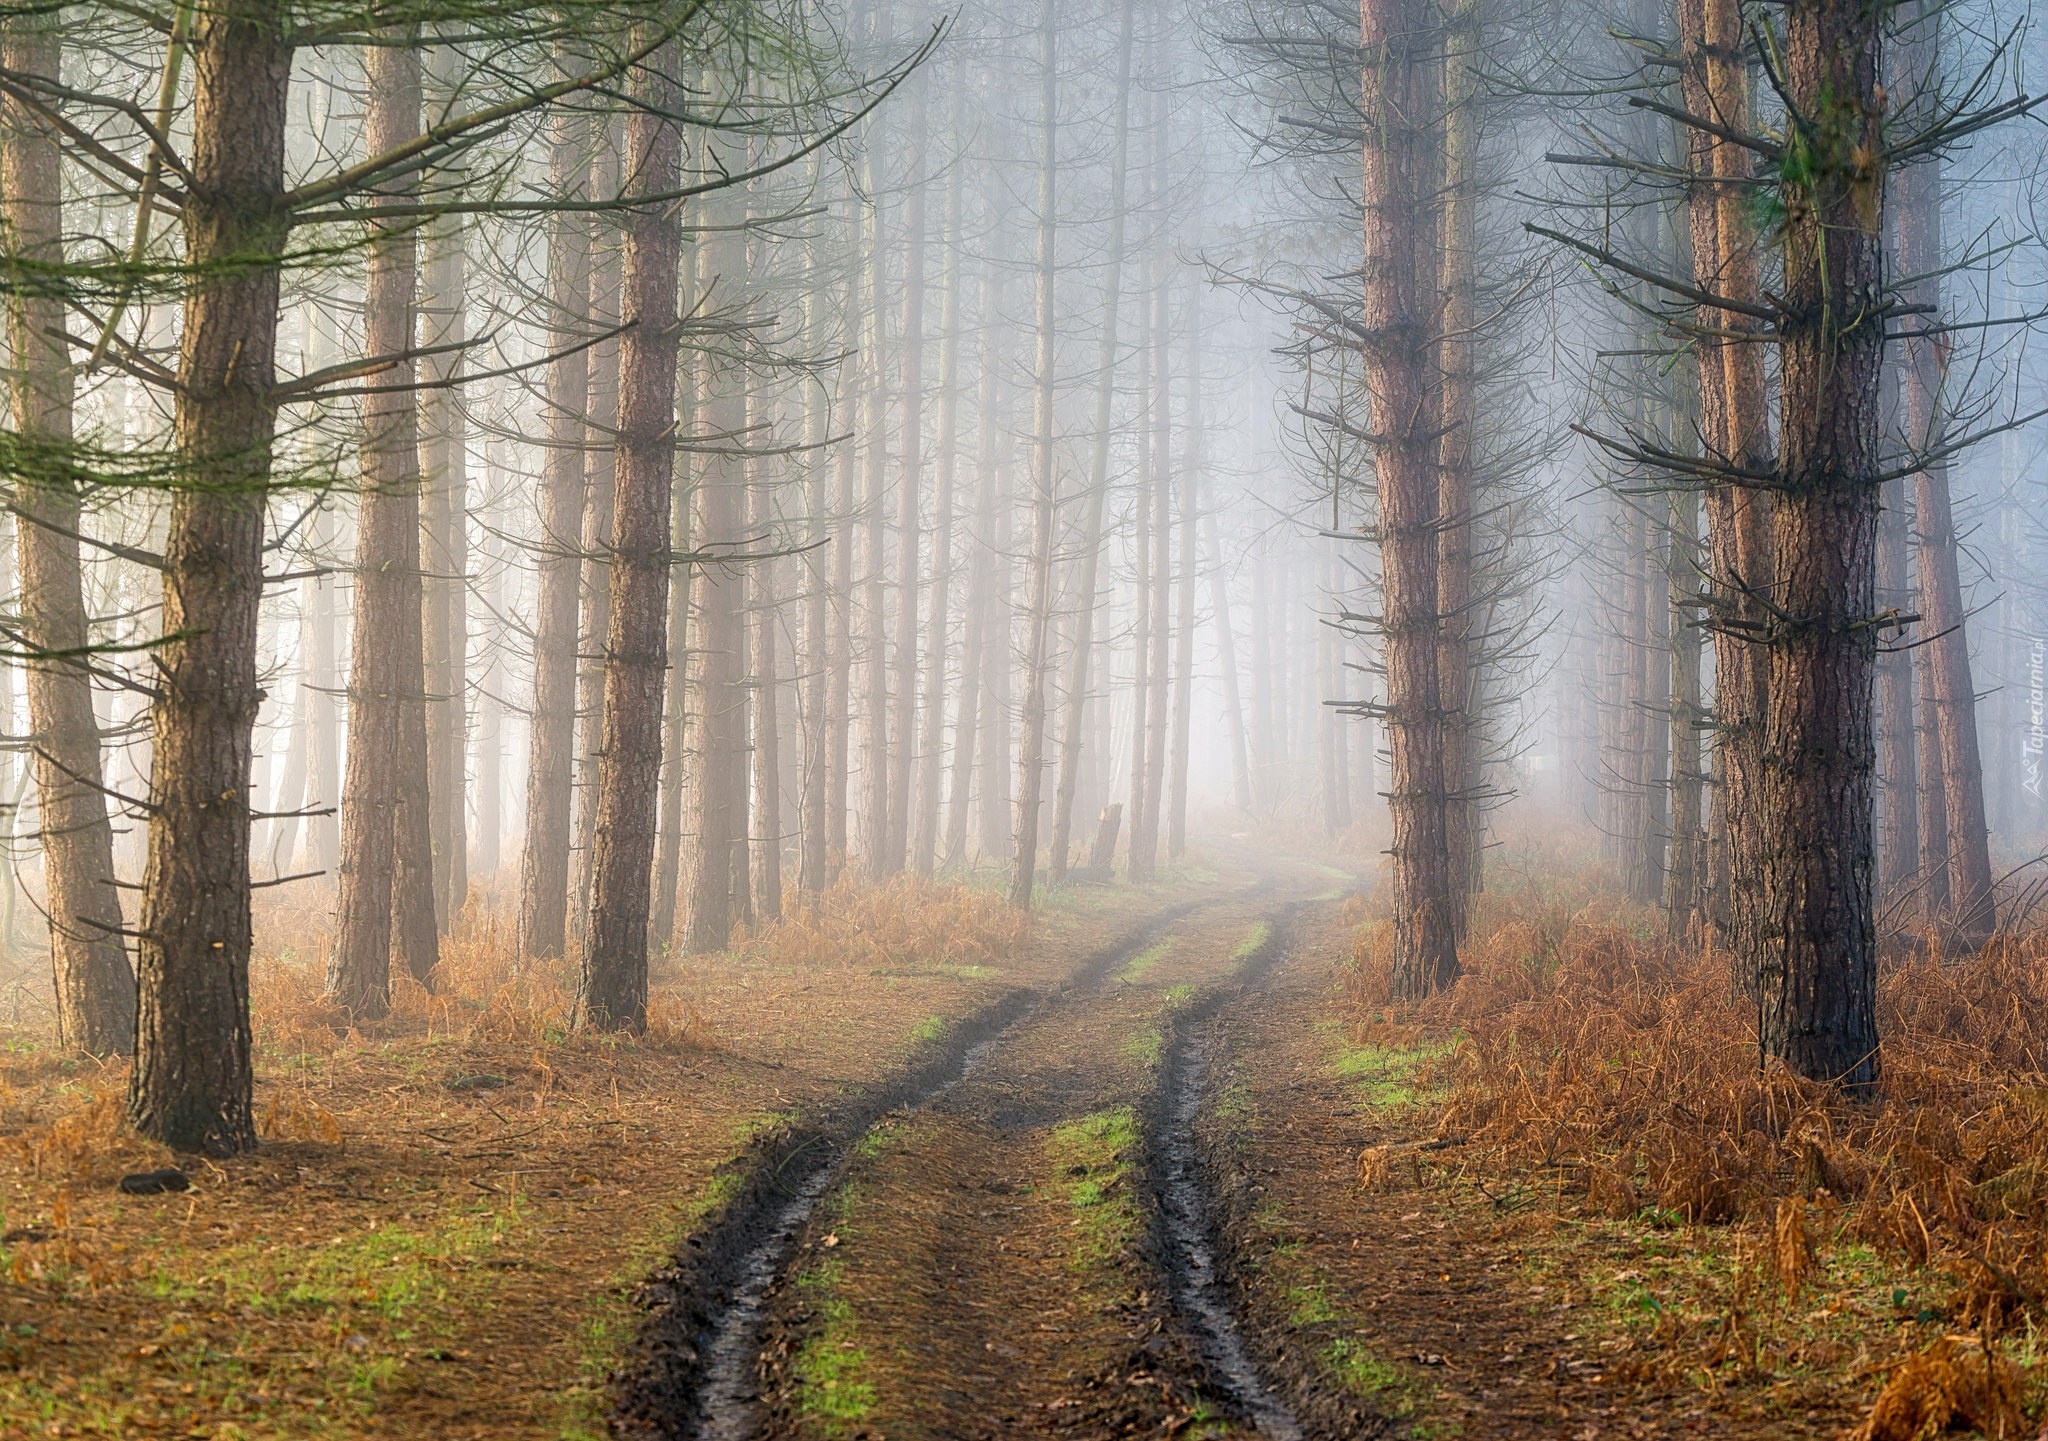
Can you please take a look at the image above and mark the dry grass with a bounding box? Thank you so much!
[724,870,1033,974]
[1342,829,2048,1429]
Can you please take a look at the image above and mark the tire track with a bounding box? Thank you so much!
[609,880,1264,1440]
[1145,907,1307,1440]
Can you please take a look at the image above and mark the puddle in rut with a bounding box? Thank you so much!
[687,1030,1009,1439]
[1160,1036,1305,1441]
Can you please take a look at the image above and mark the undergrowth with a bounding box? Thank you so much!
[730,872,1032,975]
[1344,833,2048,1433]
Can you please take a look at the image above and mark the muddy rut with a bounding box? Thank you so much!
[608,860,1349,1441]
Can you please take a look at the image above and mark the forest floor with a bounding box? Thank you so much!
[1,842,2039,1440]
[0,862,1238,1439]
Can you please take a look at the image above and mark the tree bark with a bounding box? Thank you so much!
[857,141,892,877]
[130,0,288,1154]
[1876,353,1918,903]
[420,40,469,930]
[947,301,1001,870]
[1892,0,1993,945]
[1360,0,1456,994]
[3,11,136,1056]
[827,355,857,882]
[680,209,745,955]
[517,96,592,959]
[652,253,699,943]
[330,39,436,1018]
[1205,506,1254,813]
[1132,244,1173,880]
[798,275,834,897]
[571,130,623,941]
[1168,284,1202,859]
[1049,0,1135,883]
[1437,0,1479,916]
[1757,0,1885,1088]
[1009,0,1060,910]
[888,75,928,877]
[1678,0,1773,969]
[913,93,967,878]
[580,41,682,1031]
[749,378,783,923]
[1665,459,1707,934]
[1126,326,1155,877]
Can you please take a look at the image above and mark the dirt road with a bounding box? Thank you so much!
[610,861,1863,1441]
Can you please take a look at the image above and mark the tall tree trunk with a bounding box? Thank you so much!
[130,0,289,1154]
[1168,284,1202,859]
[1126,327,1155,876]
[474,496,503,880]
[1437,0,1479,917]
[1892,1,1993,946]
[331,40,436,1017]
[1248,542,1272,806]
[268,628,310,878]
[827,361,857,882]
[1678,0,1773,969]
[1360,0,1456,994]
[1915,607,1951,921]
[517,98,592,959]
[681,212,745,955]
[979,431,1015,865]
[857,142,892,877]
[947,303,1001,869]
[887,76,928,876]
[1877,458,1918,903]
[652,256,699,941]
[3,11,136,1056]
[799,278,834,897]
[1623,502,1663,905]
[1206,507,1254,812]
[1132,241,1172,879]
[1009,0,1060,909]
[420,41,469,930]
[1665,461,1707,934]
[581,40,681,1031]
[572,131,623,941]
[1757,0,1885,1088]
[1050,0,1135,882]
[650,466,692,943]
[913,96,967,878]
[749,382,783,923]
[303,503,342,874]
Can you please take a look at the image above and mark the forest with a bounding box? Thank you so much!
[1,0,2047,1436]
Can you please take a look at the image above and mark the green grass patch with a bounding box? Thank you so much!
[1122,1024,1164,1067]
[139,1208,506,1322]
[1047,1107,1142,1272]
[856,1118,909,1160]
[792,1257,875,1432]
[1233,922,1273,962]
[1322,1337,1428,1415]
[1118,938,1176,983]
[1323,1030,1449,1112]
[909,1014,945,1044]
